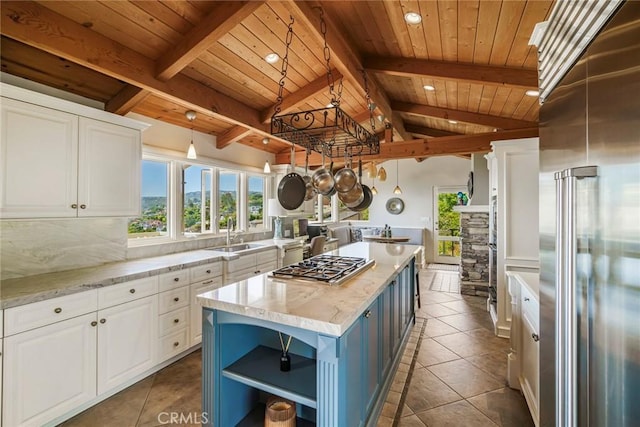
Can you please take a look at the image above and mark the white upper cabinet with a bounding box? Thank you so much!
[0,98,79,218]
[0,83,147,219]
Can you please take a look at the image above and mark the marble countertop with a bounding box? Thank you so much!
[197,242,421,336]
[0,239,287,309]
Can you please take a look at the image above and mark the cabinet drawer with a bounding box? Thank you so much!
[158,306,189,337]
[225,254,256,274]
[158,270,190,292]
[158,328,190,362]
[158,287,190,314]
[256,249,277,265]
[255,260,277,275]
[520,284,539,330]
[98,276,158,310]
[5,290,98,336]
[190,262,222,283]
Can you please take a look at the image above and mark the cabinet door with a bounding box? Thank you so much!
[380,284,394,378]
[521,309,539,417]
[364,298,380,415]
[3,313,97,427]
[190,278,223,345]
[391,277,401,353]
[344,317,364,427]
[78,117,140,217]
[0,98,78,218]
[97,295,157,394]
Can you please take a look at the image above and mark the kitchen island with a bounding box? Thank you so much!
[197,242,419,427]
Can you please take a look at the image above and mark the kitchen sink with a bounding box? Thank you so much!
[206,243,265,253]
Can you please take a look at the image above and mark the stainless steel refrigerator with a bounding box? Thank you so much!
[539,3,640,426]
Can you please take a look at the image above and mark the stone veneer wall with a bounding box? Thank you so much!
[459,212,489,297]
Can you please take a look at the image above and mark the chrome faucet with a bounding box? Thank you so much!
[226,218,233,246]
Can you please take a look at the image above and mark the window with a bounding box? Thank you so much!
[218,171,239,230]
[128,160,170,239]
[247,175,265,230]
[183,164,214,234]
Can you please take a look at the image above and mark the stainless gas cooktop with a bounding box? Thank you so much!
[269,254,375,286]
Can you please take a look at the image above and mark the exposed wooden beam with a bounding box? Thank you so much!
[287,1,411,141]
[1,1,265,130]
[392,101,537,130]
[404,124,461,138]
[216,125,253,149]
[260,69,342,123]
[156,1,264,81]
[276,128,539,166]
[364,56,539,89]
[105,86,150,115]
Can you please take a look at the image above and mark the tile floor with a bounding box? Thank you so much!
[62,266,533,427]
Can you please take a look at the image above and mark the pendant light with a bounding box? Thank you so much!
[377,165,387,182]
[393,160,402,194]
[371,177,378,195]
[263,160,271,173]
[367,161,377,178]
[185,110,197,159]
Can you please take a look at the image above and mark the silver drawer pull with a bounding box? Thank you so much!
[100,318,106,324]
[173,277,180,282]
[532,333,540,342]
[130,289,136,294]
[364,310,371,318]
[54,307,62,314]
[524,297,530,301]
[202,280,213,285]
[80,204,86,209]
[91,321,98,327]
[174,319,180,323]
[71,203,78,209]
[173,341,180,347]
[173,297,180,302]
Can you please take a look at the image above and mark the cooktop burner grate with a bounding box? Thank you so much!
[270,255,375,285]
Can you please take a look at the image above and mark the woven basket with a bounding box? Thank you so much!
[264,396,296,427]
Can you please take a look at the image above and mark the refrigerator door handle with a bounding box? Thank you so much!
[555,166,597,427]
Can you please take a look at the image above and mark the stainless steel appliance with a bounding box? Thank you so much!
[270,255,374,286]
[539,3,640,426]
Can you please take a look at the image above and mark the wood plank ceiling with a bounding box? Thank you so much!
[0,0,552,167]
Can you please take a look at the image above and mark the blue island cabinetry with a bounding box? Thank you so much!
[201,258,416,426]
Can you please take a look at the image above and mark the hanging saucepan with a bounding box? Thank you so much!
[277,146,306,210]
[312,150,335,196]
[351,159,373,212]
[303,149,316,201]
[334,152,357,193]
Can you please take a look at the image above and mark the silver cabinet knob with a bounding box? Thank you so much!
[80,204,86,209]
[364,310,371,318]
[173,277,180,282]
[174,319,180,323]
[71,204,78,209]
[532,333,540,342]
[100,318,106,324]
[524,297,530,301]
[130,289,136,294]
[174,297,180,302]
[91,321,98,327]
[206,269,211,274]
[54,307,62,314]
[173,342,180,347]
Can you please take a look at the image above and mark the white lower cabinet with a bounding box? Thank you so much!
[97,295,158,394]
[3,313,97,427]
[189,277,223,346]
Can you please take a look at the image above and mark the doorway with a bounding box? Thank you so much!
[433,186,466,264]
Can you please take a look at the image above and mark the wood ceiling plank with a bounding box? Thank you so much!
[106,86,150,115]
[2,1,264,129]
[457,0,480,63]
[0,36,125,102]
[130,1,193,33]
[488,87,513,117]
[399,0,428,58]
[363,56,539,89]
[499,89,527,119]
[466,83,485,113]
[100,1,183,43]
[512,93,540,121]
[473,0,502,64]
[477,85,498,113]
[216,125,254,149]
[506,0,553,68]
[392,100,537,130]
[277,127,540,166]
[260,69,343,123]
[489,0,527,66]
[445,80,458,111]
[159,1,209,25]
[404,124,461,138]
[372,1,408,57]
[438,0,458,62]
[156,1,264,81]
[419,0,443,60]
[458,82,472,112]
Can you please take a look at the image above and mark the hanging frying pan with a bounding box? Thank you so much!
[277,146,306,210]
[312,151,335,196]
[351,159,373,212]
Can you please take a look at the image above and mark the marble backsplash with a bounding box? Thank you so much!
[0,218,128,280]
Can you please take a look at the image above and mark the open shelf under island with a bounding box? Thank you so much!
[197,242,420,427]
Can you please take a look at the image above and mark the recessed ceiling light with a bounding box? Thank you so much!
[404,12,422,25]
[264,53,279,64]
[525,89,540,97]
[448,120,458,124]
[423,85,435,91]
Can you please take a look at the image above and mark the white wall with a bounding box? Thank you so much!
[356,156,471,262]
